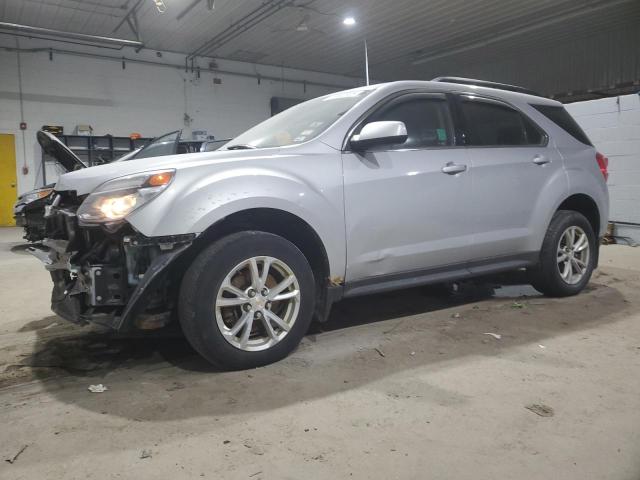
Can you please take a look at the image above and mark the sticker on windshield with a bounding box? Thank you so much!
[436,128,447,142]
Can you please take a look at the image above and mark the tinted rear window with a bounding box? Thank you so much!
[531,104,592,146]
[459,98,544,146]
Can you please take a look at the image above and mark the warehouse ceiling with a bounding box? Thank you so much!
[1,0,639,95]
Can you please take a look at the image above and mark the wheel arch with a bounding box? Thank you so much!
[556,193,600,237]
[183,208,335,322]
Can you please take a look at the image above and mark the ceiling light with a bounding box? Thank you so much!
[152,0,166,13]
[343,16,356,26]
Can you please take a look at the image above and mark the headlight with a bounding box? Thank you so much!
[77,170,175,223]
[21,187,53,204]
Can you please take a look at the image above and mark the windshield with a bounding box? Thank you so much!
[227,87,375,149]
[134,130,180,159]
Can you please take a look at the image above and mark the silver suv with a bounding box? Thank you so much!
[31,78,609,369]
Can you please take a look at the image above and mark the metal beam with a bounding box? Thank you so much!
[176,0,201,21]
[111,0,144,35]
[0,22,142,49]
[188,0,292,59]
[126,8,141,43]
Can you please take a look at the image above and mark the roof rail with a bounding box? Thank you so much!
[432,77,542,97]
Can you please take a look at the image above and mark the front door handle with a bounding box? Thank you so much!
[533,155,551,165]
[441,163,467,175]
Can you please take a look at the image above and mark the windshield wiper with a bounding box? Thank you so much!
[226,144,257,150]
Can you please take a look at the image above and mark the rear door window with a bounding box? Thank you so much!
[364,94,454,149]
[458,96,545,146]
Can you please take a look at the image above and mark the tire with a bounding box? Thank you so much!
[179,231,315,370]
[528,210,596,297]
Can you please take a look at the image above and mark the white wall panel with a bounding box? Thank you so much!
[0,40,357,194]
[567,94,640,225]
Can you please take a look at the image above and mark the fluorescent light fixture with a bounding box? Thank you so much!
[343,16,356,26]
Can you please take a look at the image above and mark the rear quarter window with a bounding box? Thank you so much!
[531,104,593,146]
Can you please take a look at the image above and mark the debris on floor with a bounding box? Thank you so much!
[88,384,108,393]
[452,312,461,318]
[166,381,185,391]
[511,302,526,309]
[538,344,546,349]
[5,444,28,464]
[483,333,502,340]
[140,449,152,459]
[525,403,555,417]
[243,441,265,455]
[374,347,386,358]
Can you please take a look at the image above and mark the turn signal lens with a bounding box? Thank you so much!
[37,188,53,199]
[146,171,174,187]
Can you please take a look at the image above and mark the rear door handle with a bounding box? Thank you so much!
[533,155,551,165]
[441,163,467,175]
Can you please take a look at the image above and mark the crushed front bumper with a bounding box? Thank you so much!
[29,201,195,331]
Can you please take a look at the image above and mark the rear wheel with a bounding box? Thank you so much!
[528,210,595,297]
[179,231,315,369]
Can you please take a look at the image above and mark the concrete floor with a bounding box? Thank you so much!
[1,226,639,479]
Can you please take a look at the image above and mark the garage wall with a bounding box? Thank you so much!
[420,23,640,98]
[0,39,359,195]
[566,94,640,225]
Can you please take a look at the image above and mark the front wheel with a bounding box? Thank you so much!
[179,231,315,370]
[528,210,596,297]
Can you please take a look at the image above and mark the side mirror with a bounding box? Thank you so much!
[350,121,408,151]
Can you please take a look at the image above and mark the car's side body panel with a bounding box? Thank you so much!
[466,144,568,257]
[125,148,347,279]
[342,147,474,282]
[526,105,609,238]
[558,144,610,237]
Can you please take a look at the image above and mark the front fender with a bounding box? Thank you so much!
[126,162,346,278]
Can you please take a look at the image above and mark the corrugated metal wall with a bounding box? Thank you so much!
[420,24,640,97]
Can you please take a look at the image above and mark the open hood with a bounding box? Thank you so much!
[37,131,87,172]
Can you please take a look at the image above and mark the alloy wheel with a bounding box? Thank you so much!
[215,256,301,351]
[557,226,590,285]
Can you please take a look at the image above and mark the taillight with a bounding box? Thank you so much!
[596,152,608,181]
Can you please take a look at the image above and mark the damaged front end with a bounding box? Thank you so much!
[29,191,194,331]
